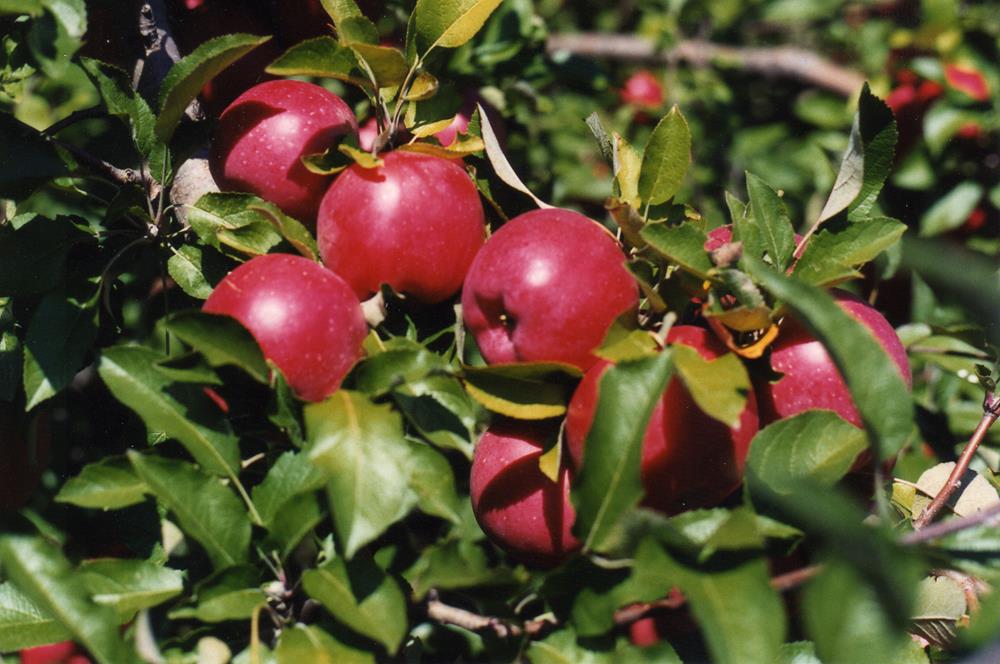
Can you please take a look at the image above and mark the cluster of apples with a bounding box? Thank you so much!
[200,78,910,570]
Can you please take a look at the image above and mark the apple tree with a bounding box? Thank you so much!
[0,1,999,662]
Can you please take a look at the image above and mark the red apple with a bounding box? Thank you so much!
[944,64,990,102]
[20,641,83,664]
[470,419,580,567]
[202,253,367,402]
[565,326,758,515]
[620,70,664,110]
[210,80,358,224]
[0,403,50,512]
[461,209,638,371]
[756,289,911,428]
[317,150,485,304]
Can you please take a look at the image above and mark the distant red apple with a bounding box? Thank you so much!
[955,121,983,140]
[433,93,505,148]
[0,403,50,512]
[887,79,943,158]
[944,64,990,102]
[756,289,911,428]
[470,419,580,567]
[565,326,758,515]
[620,70,664,110]
[317,150,485,304]
[203,253,367,402]
[210,80,358,224]
[462,209,638,371]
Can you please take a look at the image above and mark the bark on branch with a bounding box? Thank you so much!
[545,34,866,98]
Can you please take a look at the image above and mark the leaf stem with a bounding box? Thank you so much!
[912,391,1000,530]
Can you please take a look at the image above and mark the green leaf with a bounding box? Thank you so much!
[156,34,272,142]
[571,353,674,552]
[166,311,269,384]
[302,556,408,653]
[909,575,967,648]
[265,37,367,87]
[793,217,907,286]
[462,362,579,420]
[353,339,448,396]
[188,192,317,259]
[349,43,407,88]
[129,452,251,570]
[0,112,67,198]
[412,0,505,53]
[527,625,682,664]
[637,106,692,207]
[814,84,897,225]
[55,456,147,510]
[642,507,800,562]
[658,548,786,664]
[22,292,97,410]
[305,392,419,558]
[776,641,821,664]
[170,588,266,623]
[640,222,714,280]
[0,582,72,652]
[275,625,374,664]
[319,0,378,44]
[404,539,518,600]
[394,375,479,457]
[672,344,750,428]
[747,411,868,494]
[848,86,897,221]
[803,559,915,664]
[264,492,325,559]
[79,558,184,622]
[167,244,231,300]
[919,181,984,237]
[403,71,439,101]
[406,440,463,523]
[79,58,163,165]
[98,345,242,476]
[252,451,326,526]
[0,215,89,296]
[745,262,913,460]
[745,172,795,270]
[0,536,131,664]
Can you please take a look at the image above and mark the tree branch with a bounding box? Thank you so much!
[545,34,866,98]
[912,392,1000,530]
[903,500,1000,546]
[52,138,145,187]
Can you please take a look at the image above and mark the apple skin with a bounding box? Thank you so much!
[210,80,358,224]
[565,326,758,515]
[756,289,911,428]
[317,150,485,304]
[944,64,990,102]
[620,70,664,110]
[202,253,367,402]
[0,403,50,512]
[461,209,638,371]
[470,419,580,567]
[19,641,86,664]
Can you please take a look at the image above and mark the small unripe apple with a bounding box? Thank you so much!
[317,150,486,304]
[203,253,367,402]
[756,289,911,428]
[470,420,580,567]
[620,70,664,110]
[565,326,758,515]
[210,80,358,224]
[462,209,638,371]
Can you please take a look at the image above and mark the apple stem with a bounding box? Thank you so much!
[912,391,1000,530]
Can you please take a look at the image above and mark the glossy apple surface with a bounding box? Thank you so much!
[203,253,366,402]
[462,209,638,371]
[470,420,579,567]
[210,80,358,224]
[620,70,664,110]
[0,403,50,512]
[565,326,758,515]
[317,150,485,303]
[757,289,911,427]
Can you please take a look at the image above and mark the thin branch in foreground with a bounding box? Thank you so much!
[51,138,145,187]
[42,107,107,136]
[545,34,866,97]
[903,500,1000,546]
[912,391,1000,530]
